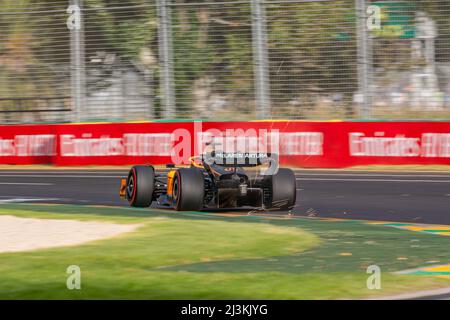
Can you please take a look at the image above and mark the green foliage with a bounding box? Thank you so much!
[84,0,157,59]
[0,0,68,99]
[0,0,448,118]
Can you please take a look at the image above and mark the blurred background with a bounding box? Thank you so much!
[0,0,449,123]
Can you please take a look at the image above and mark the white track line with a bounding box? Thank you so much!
[297,178,450,183]
[0,174,449,183]
[0,175,119,178]
[0,171,124,174]
[0,182,53,185]
[0,198,59,203]
[297,173,450,178]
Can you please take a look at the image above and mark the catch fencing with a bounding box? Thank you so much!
[0,0,449,123]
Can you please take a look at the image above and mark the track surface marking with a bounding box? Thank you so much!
[0,169,449,224]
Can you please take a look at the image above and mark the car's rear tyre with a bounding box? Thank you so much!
[173,168,204,211]
[267,168,297,210]
[126,165,155,207]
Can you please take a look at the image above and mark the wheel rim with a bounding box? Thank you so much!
[126,172,135,201]
[173,176,179,204]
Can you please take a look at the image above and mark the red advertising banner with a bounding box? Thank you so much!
[0,121,448,168]
[0,124,57,165]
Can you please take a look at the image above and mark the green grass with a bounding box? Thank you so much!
[346,165,450,172]
[0,204,449,299]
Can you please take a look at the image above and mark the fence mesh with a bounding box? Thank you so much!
[0,1,71,123]
[170,1,254,119]
[266,1,357,119]
[0,0,449,123]
[370,1,450,119]
[82,1,156,121]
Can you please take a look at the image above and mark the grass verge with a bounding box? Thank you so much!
[0,204,449,299]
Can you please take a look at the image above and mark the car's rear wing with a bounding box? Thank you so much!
[204,151,277,167]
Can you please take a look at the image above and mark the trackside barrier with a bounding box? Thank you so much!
[0,122,448,168]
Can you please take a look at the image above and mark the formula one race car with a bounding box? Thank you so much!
[119,152,296,211]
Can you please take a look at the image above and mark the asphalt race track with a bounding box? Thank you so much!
[0,169,449,225]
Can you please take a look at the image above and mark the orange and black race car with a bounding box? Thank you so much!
[120,152,297,211]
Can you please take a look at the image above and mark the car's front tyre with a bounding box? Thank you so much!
[126,165,155,207]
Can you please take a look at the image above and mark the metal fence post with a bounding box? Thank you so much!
[356,0,372,119]
[158,0,176,119]
[251,0,271,119]
[69,0,86,123]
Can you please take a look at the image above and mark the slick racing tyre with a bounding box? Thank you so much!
[126,165,155,207]
[173,168,204,211]
[268,168,296,210]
